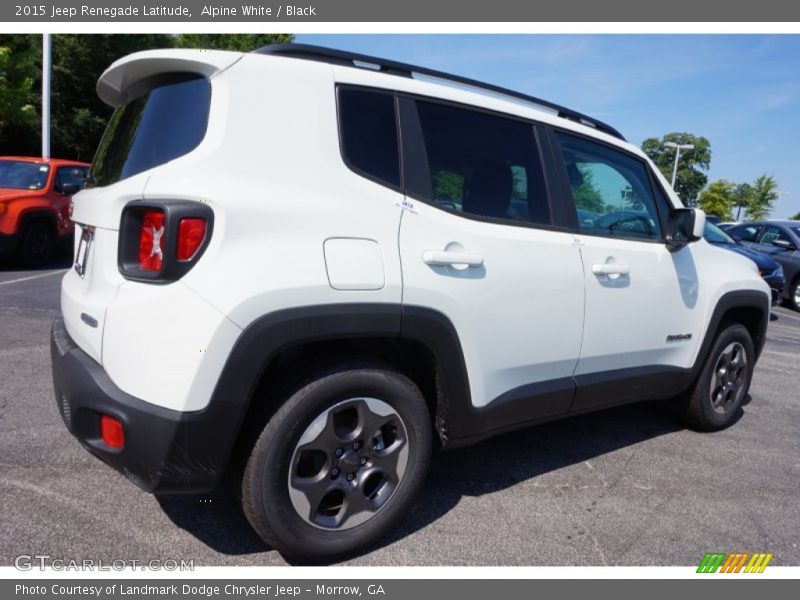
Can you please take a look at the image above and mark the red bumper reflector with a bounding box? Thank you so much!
[100,415,125,449]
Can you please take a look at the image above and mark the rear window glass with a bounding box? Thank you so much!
[337,87,400,188]
[88,74,211,187]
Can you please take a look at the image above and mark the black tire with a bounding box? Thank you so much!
[786,278,800,312]
[241,364,432,563]
[682,323,754,431]
[18,221,54,267]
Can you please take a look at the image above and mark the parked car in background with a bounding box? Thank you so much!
[705,215,722,226]
[0,156,90,266]
[726,220,800,310]
[704,222,785,305]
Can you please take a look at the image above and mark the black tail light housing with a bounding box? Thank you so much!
[118,200,214,282]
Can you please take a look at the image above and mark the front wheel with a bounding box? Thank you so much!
[681,323,754,431]
[787,278,800,312]
[18,221,53,267]
[241,365,432,563]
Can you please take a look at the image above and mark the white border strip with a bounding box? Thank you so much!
[2,566,799,579]
[2,22,800,34]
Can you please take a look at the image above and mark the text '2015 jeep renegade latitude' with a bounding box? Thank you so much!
[51,45,770,562]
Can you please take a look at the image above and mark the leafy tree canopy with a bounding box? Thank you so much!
[0,33,293,161]
[641,132,711,204]
[697,180,735,220]
[745,174,779,221]
[175,34,292,52]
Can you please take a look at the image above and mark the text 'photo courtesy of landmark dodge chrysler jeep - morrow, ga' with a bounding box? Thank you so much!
[50,45,771,562]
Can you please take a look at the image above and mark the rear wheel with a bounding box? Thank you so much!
[18,221,54,267]
[682,323,754,431]
[241,365,432,563]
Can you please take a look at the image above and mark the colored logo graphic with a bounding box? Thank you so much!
[697,552,773,573]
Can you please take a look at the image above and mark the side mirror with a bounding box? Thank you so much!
[59,182,81,196]
[666,208,705,251]
[772,238,797,251]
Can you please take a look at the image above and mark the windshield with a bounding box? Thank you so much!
[704,222,736,244]
[89,74,211,187]
[0,160,50,190]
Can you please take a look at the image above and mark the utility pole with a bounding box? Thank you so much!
[665,141,694,189]
[42,34,51,159]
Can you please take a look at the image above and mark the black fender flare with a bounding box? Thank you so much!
[689,289,770,381]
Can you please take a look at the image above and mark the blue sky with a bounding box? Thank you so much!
[297,34,800,218]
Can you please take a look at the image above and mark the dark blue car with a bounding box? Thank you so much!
[724,220,800,311]
[704,222,785,306]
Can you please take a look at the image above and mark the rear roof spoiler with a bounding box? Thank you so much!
[97,49,243,107]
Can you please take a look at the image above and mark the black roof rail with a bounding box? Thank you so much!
[253,43,626,141]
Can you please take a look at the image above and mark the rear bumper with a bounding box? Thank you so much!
[50,318,230,493]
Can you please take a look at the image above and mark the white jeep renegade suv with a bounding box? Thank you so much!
[51,44,771,562]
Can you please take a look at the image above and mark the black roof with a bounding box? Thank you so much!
[254,44,626,141]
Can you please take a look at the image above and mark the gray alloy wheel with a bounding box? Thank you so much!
[287,397,409,530]
[680,322,754,431]
[708,341,748,415]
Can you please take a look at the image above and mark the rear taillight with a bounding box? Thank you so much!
[138,210,166,271]
[119,200,213,282]
[177,218,207,261]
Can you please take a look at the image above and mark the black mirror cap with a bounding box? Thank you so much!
[666,208,702,252]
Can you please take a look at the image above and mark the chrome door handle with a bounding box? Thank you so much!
[422,250,483,268]
[592,263,630,276]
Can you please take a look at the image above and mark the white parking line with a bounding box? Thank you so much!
[774,311,800,324]
[0,270,66,287]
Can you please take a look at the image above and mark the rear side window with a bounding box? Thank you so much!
[56,166,88,193]
[338,87,400,188]
[729,225,760,242]
[89,74,211,187]
[403,99,550,225]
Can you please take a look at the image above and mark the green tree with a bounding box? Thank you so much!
[572,165,605,214]
[433,170,463,202]
[0,34,294,160]
[732,182,754,222]
[790,211,800,220]
[745,174,778,221]
[0,35,39,153]
[175,34,292,52]
[697,180,735,220]
[641,133,711,204]
[51,34,174,161]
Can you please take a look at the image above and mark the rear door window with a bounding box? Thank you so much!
[402,98,551,226]
[89,74,211,187]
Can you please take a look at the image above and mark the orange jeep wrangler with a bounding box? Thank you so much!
[0,156,90,266]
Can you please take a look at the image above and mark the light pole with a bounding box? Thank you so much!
[665,141,694,189]
[42,33,51,159]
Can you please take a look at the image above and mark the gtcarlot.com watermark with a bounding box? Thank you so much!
[14,554,194,571]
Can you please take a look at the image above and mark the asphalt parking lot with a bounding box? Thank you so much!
[1,258,799,567]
